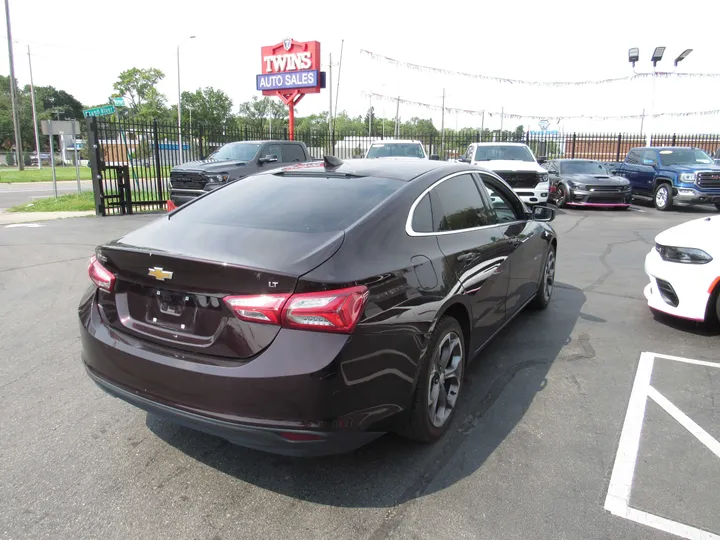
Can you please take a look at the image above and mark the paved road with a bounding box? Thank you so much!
[0,180,93,209]
[0,206,717,540]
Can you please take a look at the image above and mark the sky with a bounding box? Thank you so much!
[2,0,720,134]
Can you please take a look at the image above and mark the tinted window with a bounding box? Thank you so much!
[431,174,491,232]
[282,144,306,162]
[478,175,522,223]
[626,150,641,165]
[174,175,403,233]
[411,194,433,233]
[262,144,282,160]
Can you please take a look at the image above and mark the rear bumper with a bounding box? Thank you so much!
[86,367,381,457]
[79,293,421,455]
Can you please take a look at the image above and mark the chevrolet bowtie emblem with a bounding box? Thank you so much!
[148,267,173,281]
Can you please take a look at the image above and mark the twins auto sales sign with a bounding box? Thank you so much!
[257,39,322,95]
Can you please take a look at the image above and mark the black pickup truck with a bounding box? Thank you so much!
[169,140,312,206]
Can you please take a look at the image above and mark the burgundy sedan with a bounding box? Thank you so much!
[80,158,557,456]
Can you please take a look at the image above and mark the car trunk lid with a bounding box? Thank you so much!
[96,217,344,359]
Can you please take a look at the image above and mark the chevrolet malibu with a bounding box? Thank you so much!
[80,158,558,456]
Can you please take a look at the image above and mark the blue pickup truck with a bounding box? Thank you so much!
[610,147,720,211]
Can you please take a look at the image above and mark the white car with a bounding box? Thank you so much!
[644,215,720,324]
[459,142,549,206]
[364,140,439,160]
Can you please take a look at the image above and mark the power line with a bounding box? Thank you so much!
[361,49,720,86]
[366,92,720,121]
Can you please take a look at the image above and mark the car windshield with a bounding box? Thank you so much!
[561,161,609,175]
[658,148,714,166]
[474,146,535,162]
[208,143,260,162]
[366,143,425,159]
[173,174,404,233]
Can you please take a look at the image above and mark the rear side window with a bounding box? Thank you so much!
[431,173,493,232]
[174,175,403,233]
[282,144,306,162]
[411,194,433,233]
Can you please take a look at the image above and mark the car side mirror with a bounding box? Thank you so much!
[538,156,548,165]
[429,154,440,161]
[531,205,555,222]
[457,157,468,163]
[259,154,278,164]
[642,159,657,167]
[549,170,559,176]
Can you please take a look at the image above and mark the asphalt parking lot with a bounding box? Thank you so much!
[0,204,718,540]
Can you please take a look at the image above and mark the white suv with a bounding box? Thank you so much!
[459,142,549,205]
[365,140,439,160]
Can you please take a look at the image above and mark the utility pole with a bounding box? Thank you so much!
[4,0,23,170]
[500,106,504,134]
[328,52,333,152]
[28,46,41,169]
[639,108,645,136]
[481,111,485,140]
[440,88,446,160]
[395,96,400,137]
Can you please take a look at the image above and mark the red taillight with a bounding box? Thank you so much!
[88,255,115,292]
[167,200,177,211]
[223,286,369,334]
[283,286,369,333]
[224,294,290,325]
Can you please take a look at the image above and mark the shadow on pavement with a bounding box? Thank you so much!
[147,282,587,508]
[650,309,720,337]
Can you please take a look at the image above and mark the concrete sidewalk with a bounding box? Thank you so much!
[0,210,95,225]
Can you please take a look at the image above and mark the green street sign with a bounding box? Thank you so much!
[83,105,116,118]
[112,97,126,107]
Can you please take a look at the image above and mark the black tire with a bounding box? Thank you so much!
[554,184,567,208]
[396,316,465,443]
[654,182,673,211]
[529,245,556,310]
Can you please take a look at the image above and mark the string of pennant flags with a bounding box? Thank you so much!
[360,49,720,86]
[365,92,720,121]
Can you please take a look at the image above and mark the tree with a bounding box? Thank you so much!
[180,87,234,129]
[112,68,167,120]
[237,96,287,134]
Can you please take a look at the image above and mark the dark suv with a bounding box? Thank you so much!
[169,140,311,206]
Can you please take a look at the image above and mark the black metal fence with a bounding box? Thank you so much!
[87,117,720,216]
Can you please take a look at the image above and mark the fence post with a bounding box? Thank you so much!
[198,124,205,160]
[672,133,676,146]
[429,133,434,157]
[616,133,622,162]
[86,116,105,216]
[525,131,530,146]
[571,133,576,159]
[152,119,164,202]
[284,127,288,140]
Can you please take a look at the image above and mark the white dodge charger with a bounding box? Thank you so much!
[644,215,719,323]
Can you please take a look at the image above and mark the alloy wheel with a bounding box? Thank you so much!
[556,185,566,207]
[427,331,463,428]
[655,186,669,209]
[542,249,556,302]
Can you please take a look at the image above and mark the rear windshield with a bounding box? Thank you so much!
[173,174,404,233]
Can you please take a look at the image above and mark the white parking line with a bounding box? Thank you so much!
[604,352,720,540]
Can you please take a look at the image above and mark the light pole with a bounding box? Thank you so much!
[629,47,692,146]
[4,0,23,169]
[177,35,196,164]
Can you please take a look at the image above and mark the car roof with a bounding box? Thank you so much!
[267,158,467,182]
[221,140,300,145]
[555,158,600,162]
[629,146,698,151]
[471,142,529,147]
